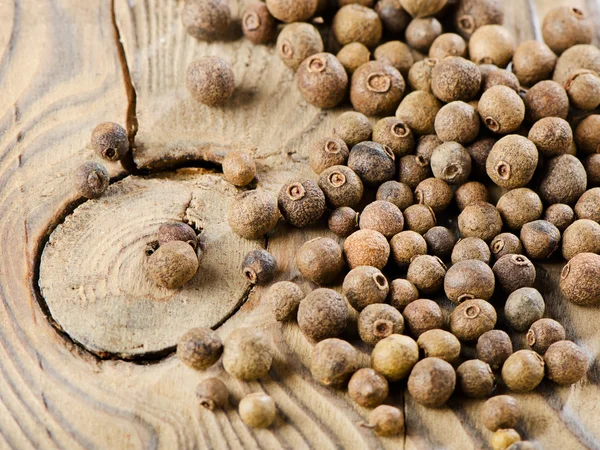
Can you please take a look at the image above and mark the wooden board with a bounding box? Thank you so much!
[1,0,600,449]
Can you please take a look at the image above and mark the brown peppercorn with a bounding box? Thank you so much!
[298,289,349,341]
[408,58,438,93]
[75,162,109,199]
[390,231,427,268]
[351,61,405,116]
[553,44,600,86]
[376,181,413,210]
[372,117,415,157]
[228,190,279,239]
[318,165,364,209]
[512,40,557,87]
[222,151,256,186]
[542,6,593,55]
[575,188,600,222]
[337,42,371,75]
[486,135,539,189]
[91,122,129,162]
[528,117,572,158]
[431,56,482,103]
[407,357,456,407]
[267,281,304,321]
[344,229,390,269]
[490,233,523,260]
[309,137,349,175]
[278,179,326,228]
[584,154,600,187]
[539,154,587,206]
[457,359,495,398]
[501,350,545,392]
[407,256,447,295]
[445,260,495,303]
[469,25,515,67]
[310,338,359,386]
[414,179,452,215]
[544,204,575,232]
[403,299,444,337]
[403,204,437,235]
[186,56,235,107]
[296,237,344,285]
[452,237,491,264]
[277,22,324,71]
[242,2,277,45]
[524,80,569,123]
[545,340,589,385]
[375,0,411,34]
[574,115,600,155]
[405,17,442,53]
[333,111,372,147]
[520,220,561,260]
[333,4,383,48]
[348,141,396,186]
[477,330,513,370]
[196,378,228,410]
[266,0,317,23]
[493,254,536,293]
[497,188,543,231]
[482,69,520,93]
[365,405,404,436]
[482,395,520,431]
[348,368,389,408]
[458,202,502,243]
[560,252,600,305]
[417,329,461,364]
[423,226,455,260]
[456,182,489,212]
[467,137,496,179]
[177,328,223,370]
[492,429,521,450]
[431,142,472,185]
[359,201,404,239]
[450,299,497,342]
[453,0,504,39]
[371,334,419,381]
[429,33,467,60]
[182,0,231,41]
[297,53,348,109]
[147,241,199,289]
[329,207,359,237]
[374,41,413,78]
[158,222,197,250]
[389,278,419,310]
[527,318,566,354]
[242,249,277,285]
[434,101,480,145]
[505,287,545,332]
[399,0,446,18]
[223,328,273,380]
[396,90,442,135]
[358,303,404,346]
[562,219,600,260]
[565,70,600,111]
[478,86,524,134]
[343,266,389,311]
[239,393,276,428]
[399,155,432,189]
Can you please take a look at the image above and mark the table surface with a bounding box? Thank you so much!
[1,0,600,449]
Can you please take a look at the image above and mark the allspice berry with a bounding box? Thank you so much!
[75,161,109,199]
[407,357,456,407]
[196,378,228,410]
[242,249,277,285]
[584,154,600,187]
[467,137,496,179]
[228,190,279,239]
[434,101,480,145]
[431,141,473,185]
[482,395,520,431]
[266,0,317,23]
[309,137,349,175]
[351,61,405,116]
[376,181,414,210]
[450,299,497,342]
[277,22,324,71]
[403,204,437,235]
[348,368,389,408]
[565,70,600,111]
[278,179,326,228]
[452,237,491,264]
[347,141,396,186]
[492,429,521,450]
[553,44,600,87]
[493,254,536,293]
[405,18,442,53]
[337,42,371,75]
[329,207,359,237]
[501,350,545,392]
[333,111,372,147]
[497,188,543,230]
[371,334,419,381]
[477,330,513,370]
[399,0,446,18]
[267,281,304,322]
[457,359,495,398]
[538,154,587,206]
[560,252,600,305]
[297,53,348,109]
[396,90,442,135]
[527,318,566,354]
[453,0,504,39]
[423,226,455,260]
[223,328,273,381]
[542,6,593,55]
[417,329,461,364]
[444,260,495,303]
[310,338,358,386]
[91,122,129,162]
[389,278,419,310]
[222,151,256,186]
[332,4,383,48]
[468,25,515,67]
[478,85,525,134]
[408,58,438,92]
[575,115,600,155]
[375,0,411,35]
[296,237,345,285]
[520,220,561,260]
[430,33,467,60]
[390,231,427,268]
[158,222,197,249]
[456,182,489,211]
[512,40,557,87]
[186,56,235,106]
[458,202,502,243]
[360,200,404,238]
[374,41,414,77]
[344,229,390,269]
[358,304,404,346]
[491,233,523,260]
[343,266,389,311]
[562,219,600,260]
[544,340,589,385]
[177,328,223,370]
[364,405,404,436]
[403,299,444,337]
[482,68,520,93]
[239,393,276,428]
[298,289,349,341]
[147,241,199,289]
[544,204,575,232]
[431,56,481,103]
[398,155,432,189]
[407,255,446,294]
[372,117,415,157]
[528,117,573,157]
[242,2,277,45]
[523,80,569,123]
[575,187,600,222]
[318,165,364,209]
[485,135,538,189]
[182,0,231,41]
[505,287,545,332]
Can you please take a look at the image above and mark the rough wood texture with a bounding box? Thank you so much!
[1,0,600,449]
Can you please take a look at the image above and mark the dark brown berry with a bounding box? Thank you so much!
[186,56,235,106]
[482,395,520,431]
[479,85,524,134]
[523,80,569,123]
[344,229,390,269]
[359,200,404,238]
[329,207,359,237]
[431,142,472,185]
[242,249,277,285]
[539,154,587,205]
[560,252,600,305]
[343,266,389,311]
[565,70,600,111]
[222,328,273,380]
[575,188,600,222]
[453,0,504,39]
[467,137,496,179]
[318,165,364,209]
[147,241,199,289]
[398,155,432,189]
[528,117,572,157]
[296,237,344,285]
[562,219,600,260]
[297,53,348,108]
[374,41,413,77]
[376,181,414,210]
[407,255,446,294]
[310,137,349,175]
[333,4,383,48]
[574,115,600,155]
[310,338,358,386]
[493,254,536,293]
[434,101,480,145]
[512,40,557,87]
[177,328,223,370]
[371,334,419,381]
[375,0,411,35]
[358,304,404,346]
[348,368,389,408]
[497,188,543,231]
[408,58,438,92]
[430,33,467,59]
[482,68,520,93]
[431,56,481,103]
[504,287,545,331]
[445,259,495,303]
[544,204,575,232]
[396,90,442,135]
[182,0,231,41]
[277,22,324,71]
[527,318,566,354]
[266,0,317,23]
[222,151,256,186]
[372,117,415,157]
[544,340,589,385]
[337,42,371,75]
[158,222,197,250]
[456,182,489,211]
[267,281,304,321]
[423,226,455,260]
[477,330,513,370]
[298,289,349,341]
[584,154,600,187]
[333,111,372,147]
[91,122,129,162]
[278,179,326,228]
[405,18,442,53]
[491,233,523,260]
[389,278,419,310]
[417,329,461,364]
[228,190,279,239]
[501,350,545,392]
[348,141,396,186]
[242,2,277,45]
[458,202,502,243]
[520,220,560,260]
[457,359,495,398]
[365,405,404,436]
[403,299,444,337]
[450,299,497,342]
[351,61,405,116]
[239,393,276,428]
[468,25,515,67]
[407,357,456,407]
[542,6,593,55]
[452,237,491,264]
[403,204,437,235]
[196,378,228,410]
[75,162,109,199]
[390,231,427,268]
[486,135,539,189]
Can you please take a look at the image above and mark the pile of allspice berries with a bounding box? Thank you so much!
[80,0,600,448]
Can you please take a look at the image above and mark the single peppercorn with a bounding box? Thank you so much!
[544,340,589,385]
[457,359,495,398]
[562,219,600,260]
[539,155,587,206]
[497,188,543,231]
[407,255,446,295]
[408,58,438,93]
[469,25,515,67]
[242,249,277,285]
[196,378,228,410]
[228,190,279,239]
[376,181,413,210]
[405,17,442,53]
[512,40,557,87]
[542,6,593,55]
[375,0,411,35]
[502,350,545,392]
[390,231,427,268]
[560,252,600,306]
[242,2,277,44]
[347,141,396,186]
[527,318,566,354]
[351,61,405,116]
[486,135,539,189]
[400,0,446,18]
[372,117,415,157]
[403,204,437,235]
[491,233,523,260]
[444,259,495,303]
[344,229,390,269]
[429,33,467,59]
[455,182,489,212]
[528,117,573,158]
[75,161,109,199]
[423,226,455,260]
[318,165,364,209]
[364,405,404,436]
[403,299,444,338]
[158,222,197,250]
[182,0,231,41]
[467,137,496,179]
[348,368,389,408]
[520,220,561,260]
[296,237,344,285]
[389,278,419,310]
[553,44,600,86]
[239,393,276,428]
[297,53,348,109]
[452,237,491,264]
[343,266,389,312]
[408,357,456,407]
[186,56,235,107]
[310,137,349,175]
[371,334,419,381]
[277,22,324,71]
[358,304,404,346]
[450,298,497,342]
[177,328,223,370]
[359,200,404,239]
[417,329,461,364]
[333,4,383,48]
[504,287,545,332]
[298,289,349,341]
[333,111,372,147]
[91,122,129,162]
[453,0,504,39]
[434,101,480,145]
[477,330,513,370]
[374,41,413,78]
[267,281,304,322]
[278,179,326,228]
[265,0,317,23]
[565,70,600,111]
[545,204,575,232]
[492,429,521,450]
[147,241,199,289]
[310,338,359,386]
[575,188,600,222]
[222,328,273,381]
[398,155,432,189]
[458,202,502,243]
[482,395,520,431]
[431,56,481,103]
[329,207,359,237]
[222,151,256,186]
[523,80,569,123]
[430,141,472,185]
[479,86,524,134]
[584,154,600,187]
[482,68,520,93]
[396,90,442,135]
[337,42,371,75]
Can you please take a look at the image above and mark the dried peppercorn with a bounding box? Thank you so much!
[319,167,363,209]
[523,80,569,123]
[298,289,349,341]
[478,85,524,134]
[539,154,587,206]
[371,334,419,381]
[452,237,491,265]
[337,42,371,75]
[403,204,437,235]
[309,137,349,175]
[453,0,504,39]
[565,70,600,111]
[388,278,419,310]
[456,182,489,212]
[374,41,414,78]
[560,252,600,306]
[482,68,520,93]
[407,255,446,294]
[266,0,317,23]
[396,90,442,135]
[333,4,383,48]
[575,188,600,222]
[468,25,515,67]
[407,357,456,407]
[482,395,520,431]
[491,233,523,260]
[417,329,461,364]
[467,137,496,179]
[502,350,545,392]
[376,181,413,211]
[333,111,372,147]
[541,6,593,55]
[544,340,589,385]
[222,328,273,380]
[177,328,223,370]
[375,0,411,35]
[423,226,455,261]
[430,33,467,59]
[329,207,359,237]
[228,190,279,239]
[457,359,495,398]
[348,368,389,408]
[186,56,235,106]
[493,254,536,293]
[343,266,389,311]
[450,299,497,342]
[492,429,521,450]
[562,219,600,260]
[182,0,231,41]
[528,117,572,157]
[278,179,326,228]
[296,237,345,285]
[485,135,538,189]
[504,287,545,332]
[277,22,324,71]
[344,229,390,269]
[297,53,348,109]
[512,40,557,87]
[196,378,228,410]
[364,405,404,436]
[267,281,304,322]
[497,188,543,231]
[91,122,129,162]
[242,249,277,285]
[575,114,600,155]
[372,117,415,157]
[351,61,405,116]
[584,154,600,187]
[477,330,513,370]
[242,2,277,45]
[400,0,446,18]
[403,299,444,337]
[158,222,197,250]
[520,220,561,260]
[527,318,566,354]
[458,202,502,243]
[147,241,199,289]
[408,58,438,92]
[434,101,480,145]
[405,17,442,53]
[239,393,276,428]
[444,259,495,303]
[430,141,472,185]
[348,141,396,186]
[358,304,404,346]
[390,231,427,268]
[75,162,109,199]
[553,44,600,87]
[359,200,404,239]
[222,151,256,186]
[310,338,358,386]
[398,155,432,189]
[431,56,481,103]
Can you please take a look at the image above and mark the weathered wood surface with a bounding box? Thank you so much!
[0,0,599,449]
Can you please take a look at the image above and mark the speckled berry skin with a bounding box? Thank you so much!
[75,162,109,199]
[228,190,279,240]
[278,179,326,228]
[222,328,273,381]
[91,122,129,162]
[186,56,235,106]
[147,241,199,289]
[297,53,348,109]
[177,328,223,370]
[182,0,231,41]
[351,61,405,116]
[298,289,349,341]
